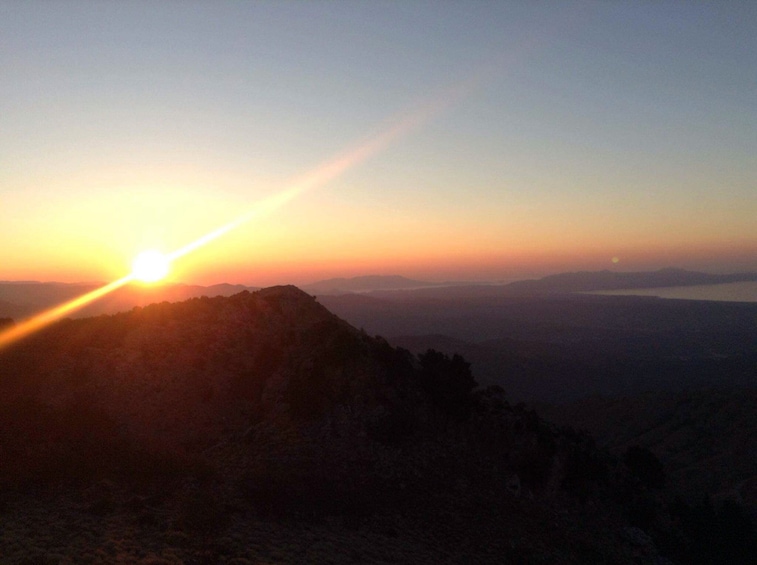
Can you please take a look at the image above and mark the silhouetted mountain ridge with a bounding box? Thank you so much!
[3,285,742,562]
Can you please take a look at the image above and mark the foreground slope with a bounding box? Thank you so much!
[0,287,753,563]
[541,389,757,507]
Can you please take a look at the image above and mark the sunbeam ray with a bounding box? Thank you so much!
[0,275,134,350]
[0,75,483,352]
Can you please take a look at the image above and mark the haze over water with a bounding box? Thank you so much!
[591,281,757,303]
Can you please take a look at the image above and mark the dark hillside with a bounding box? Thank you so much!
[0,287,753,563]
[322,293,757,402]
[541,390,757,507]
[1,286,360,447]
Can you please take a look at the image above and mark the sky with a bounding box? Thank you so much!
[1,1,755,286]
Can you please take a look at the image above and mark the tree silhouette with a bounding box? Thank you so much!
[418,349,477,422]
[624,445,666,489]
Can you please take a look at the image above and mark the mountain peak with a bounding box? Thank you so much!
[255,284,313,300]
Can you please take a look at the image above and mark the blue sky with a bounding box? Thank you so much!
[1,1,755,284]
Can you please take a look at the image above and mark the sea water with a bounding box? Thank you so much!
[589,281,757,303]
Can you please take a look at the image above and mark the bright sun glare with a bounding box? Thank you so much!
[131,250,170,283]
[0,75,467,351]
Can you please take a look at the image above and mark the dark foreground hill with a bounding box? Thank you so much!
[540,389,757,508]
[0,287,754,563]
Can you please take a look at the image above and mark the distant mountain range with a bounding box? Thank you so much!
[304,268,757,296]
[305,268,757,298]
[502,267,757,294]
[301,275,437,294]
[1,268,755,320]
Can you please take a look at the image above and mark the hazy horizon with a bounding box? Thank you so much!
[3,265,757,294]
[2,2,755,286]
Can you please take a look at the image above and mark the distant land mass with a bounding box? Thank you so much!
[315,269,757,300]
[301,275,438,294]
[1,268,756,321]
[501,268,757,294]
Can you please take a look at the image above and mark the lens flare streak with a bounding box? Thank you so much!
[0,275,133,350]
[0,74,484,352]
[167,79,478,264]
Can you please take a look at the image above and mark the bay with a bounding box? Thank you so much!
[589,281,757,303]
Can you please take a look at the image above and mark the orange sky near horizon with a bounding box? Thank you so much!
[2,3,755,287]
[1,177,752,284]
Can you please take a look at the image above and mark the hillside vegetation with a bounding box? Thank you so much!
[0,287,754,563]
[541,390,757,507]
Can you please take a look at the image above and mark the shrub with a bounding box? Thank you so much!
[624,445,666,489]
[418,350,477,422]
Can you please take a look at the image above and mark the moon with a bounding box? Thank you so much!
[131,250,170,283]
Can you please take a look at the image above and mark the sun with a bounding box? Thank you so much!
[131,250,170,283]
